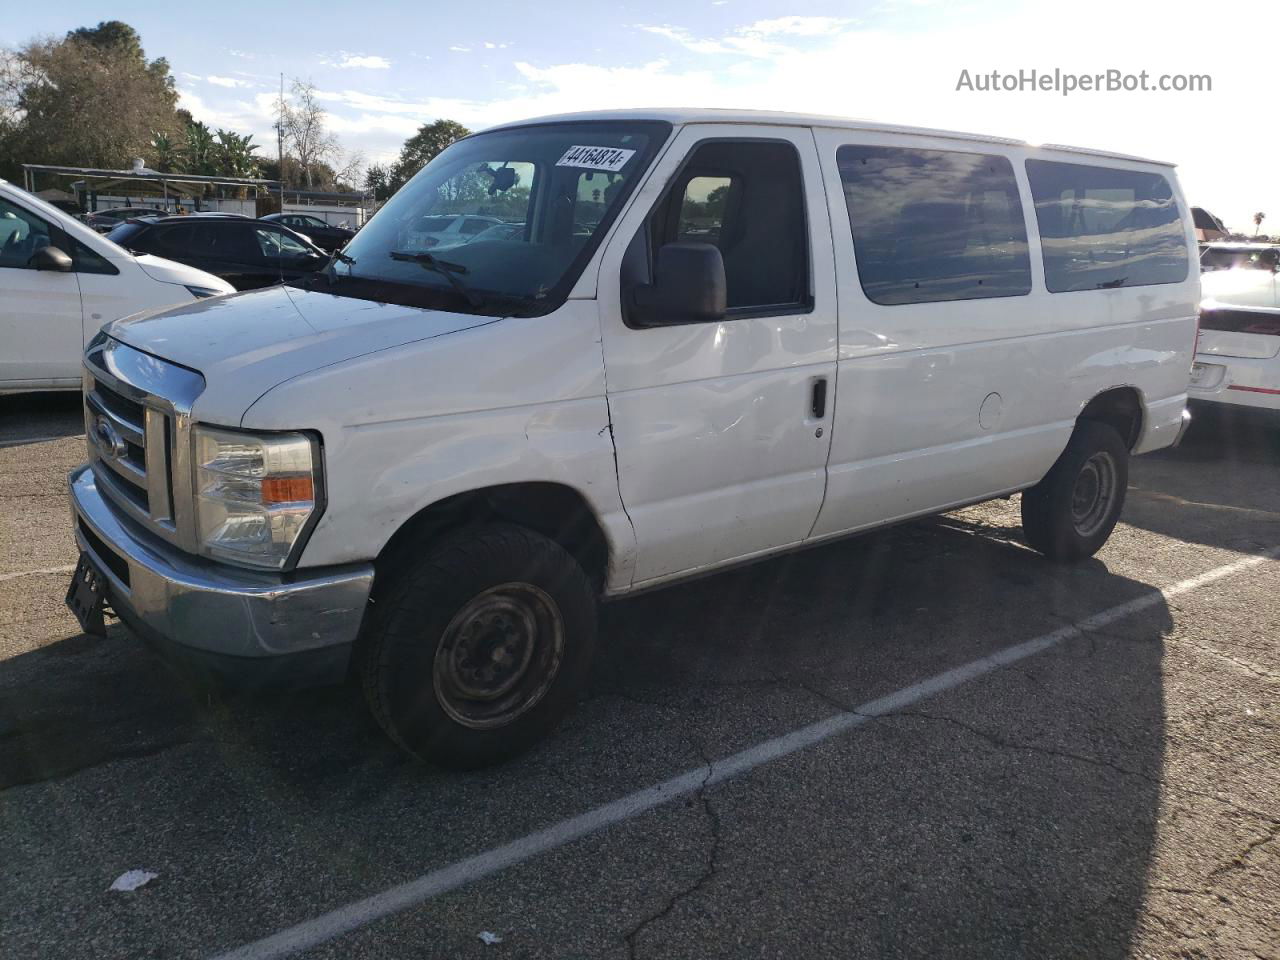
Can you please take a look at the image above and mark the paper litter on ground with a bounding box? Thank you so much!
[109,870,158,892]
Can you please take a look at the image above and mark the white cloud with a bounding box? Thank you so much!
[324,52,393,69]
[207,75,251,88]
[483,42,510,50]
[745,16,853,36]
[450,45,472,53]
[640,16,853,57]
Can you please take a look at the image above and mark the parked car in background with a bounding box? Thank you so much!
[65,110,1197,769]
[260,212,355,253]
[399,213,505,251]
[1190,242,1280,416]
[1,179,232,394]
[82,206,168,233]
[107,215,327,291]
[1191,206,1229,243]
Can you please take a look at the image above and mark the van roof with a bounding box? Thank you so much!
[485,108,1175,167]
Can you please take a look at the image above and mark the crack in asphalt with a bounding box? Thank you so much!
[622,738,722,960]
[787,677,1280,828]
[1168,635,1280,683]
[1207,822,1280,882]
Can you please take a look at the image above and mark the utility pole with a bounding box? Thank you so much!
[277,72,285,213]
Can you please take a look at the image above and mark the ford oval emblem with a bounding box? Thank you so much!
[94,416,128,460]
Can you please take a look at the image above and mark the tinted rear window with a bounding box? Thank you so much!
[1025,159,1189,292]
[106,222,146,247]
[837,145,1032,305]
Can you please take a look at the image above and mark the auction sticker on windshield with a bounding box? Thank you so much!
[555,145,636,172]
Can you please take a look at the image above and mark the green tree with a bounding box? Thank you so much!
[390,119,470,192]
[365,163,392,201]
[149,130,180,172]
[184,120,216,175]
[213,129,261,180]
[0,21,181,179]
[67,21,146,60]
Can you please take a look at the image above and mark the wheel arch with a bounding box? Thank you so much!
[1078,386,1145,451]
[375,481,613,593]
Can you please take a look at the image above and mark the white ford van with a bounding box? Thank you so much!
[0,179,232,394]
[65,110,1198,767]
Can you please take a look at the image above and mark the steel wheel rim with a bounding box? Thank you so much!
[433,582,565,730]
[1070,451,1118,538]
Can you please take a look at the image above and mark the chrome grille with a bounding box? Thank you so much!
[86,378,163,516]
[82,335,204,552]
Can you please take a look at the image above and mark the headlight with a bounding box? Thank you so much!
[184,284,223,299]
[193,426,322,569]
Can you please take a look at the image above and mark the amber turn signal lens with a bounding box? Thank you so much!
[261,475,314,504]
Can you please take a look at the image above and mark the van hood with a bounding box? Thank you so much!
[133,253,234,293]
[105,285,496,425]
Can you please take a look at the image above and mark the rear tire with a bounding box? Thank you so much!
[1021,420,1129,562]
[360,523,597,769]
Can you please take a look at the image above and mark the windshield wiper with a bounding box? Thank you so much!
[1097,277,1128,289]
[389,250,482,307]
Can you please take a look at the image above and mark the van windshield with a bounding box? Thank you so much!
[319,121,670,316]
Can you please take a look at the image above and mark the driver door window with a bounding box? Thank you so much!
[0,199,54,270]
[648,141,810,314]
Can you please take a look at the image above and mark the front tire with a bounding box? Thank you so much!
[1021,420,1129,562]
[360,523,597,769]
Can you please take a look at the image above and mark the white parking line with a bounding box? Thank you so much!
[210,546,1280,960]
[0,565,77,583]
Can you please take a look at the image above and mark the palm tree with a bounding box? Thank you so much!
[214,129,261,180]
[184,121,217,176]
[149,131,181,173]
[1254,212,1266,236]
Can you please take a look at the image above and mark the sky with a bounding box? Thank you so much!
[4,0,1276,232]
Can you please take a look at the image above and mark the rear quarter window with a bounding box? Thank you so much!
[1025,159,1189,292]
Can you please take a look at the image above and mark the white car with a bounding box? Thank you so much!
[398,213,506,251]
[66,109,1197,767]
[0,180,233,394]
[1189,242,1280,414]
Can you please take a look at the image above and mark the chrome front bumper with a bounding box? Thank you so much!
[69,464,373,686]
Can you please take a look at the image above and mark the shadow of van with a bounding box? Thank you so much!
[1,512,1171,958]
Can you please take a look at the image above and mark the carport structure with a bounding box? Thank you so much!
[19,161,279,213]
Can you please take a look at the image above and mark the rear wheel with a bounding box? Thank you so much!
[360,523,597,769]
[1021,420,1129,562]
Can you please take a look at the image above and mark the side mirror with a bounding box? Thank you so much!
[31,245,73,272]
[629,241,727,327]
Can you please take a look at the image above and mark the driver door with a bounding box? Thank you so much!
[596,124,838,587]
[0,196,83,387]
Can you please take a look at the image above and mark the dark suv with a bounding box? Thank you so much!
[107,215,327,290]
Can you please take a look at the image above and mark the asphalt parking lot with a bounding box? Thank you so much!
[2,392,1278,960]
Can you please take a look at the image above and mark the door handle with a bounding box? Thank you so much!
[810,377,828,419]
